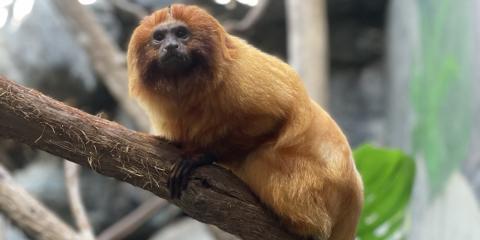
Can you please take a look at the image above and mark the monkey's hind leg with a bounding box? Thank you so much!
[234,156,336,239]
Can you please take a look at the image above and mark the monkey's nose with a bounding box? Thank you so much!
[164,43,179,52]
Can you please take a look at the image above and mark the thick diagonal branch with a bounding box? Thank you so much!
[0,76,297,240]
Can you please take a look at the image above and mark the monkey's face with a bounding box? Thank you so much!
[150,21,193,74]
[128,4,235,95]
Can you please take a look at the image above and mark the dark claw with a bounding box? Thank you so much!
[167,153,216,199]
[169,160,192,199]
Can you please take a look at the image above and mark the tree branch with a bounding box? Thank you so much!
[0,164,79,240]
[110,0,149,21]
[0,76,297,240]
[286,0,328,106]
[52,0,150,131]
[97,197,167,240]
[224,0,270,33]
[64,161,95,240]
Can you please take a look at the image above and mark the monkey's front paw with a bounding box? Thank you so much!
[167,153,216,199]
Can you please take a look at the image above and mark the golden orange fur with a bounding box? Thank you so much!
[127,4,363,240]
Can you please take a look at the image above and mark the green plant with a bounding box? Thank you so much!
[355,145,415,240]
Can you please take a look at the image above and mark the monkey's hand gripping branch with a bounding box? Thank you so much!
[0,76,298,240]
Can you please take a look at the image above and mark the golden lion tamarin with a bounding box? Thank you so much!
[127,4,363,240]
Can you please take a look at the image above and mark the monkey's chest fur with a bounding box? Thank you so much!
[139,88,282,159]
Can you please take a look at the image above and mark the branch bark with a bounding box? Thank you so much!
[0,164,79,240]
[0,76,297,240]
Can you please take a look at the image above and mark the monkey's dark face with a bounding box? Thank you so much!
[128,4,234,95]
[151,21,193,74]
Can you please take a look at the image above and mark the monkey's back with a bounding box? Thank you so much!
[222,36,364,240]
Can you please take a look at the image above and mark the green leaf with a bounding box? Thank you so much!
[354,144,415,240]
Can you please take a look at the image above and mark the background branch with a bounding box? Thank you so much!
[97,197,167,240]
[0,164,79,240]
[64,161,95,240]
[286,0,328,106]
[110,0,149,21]
[52,0,150,131]
[224,0,270,33]
[0,76,297,240]
[209,225,241,240]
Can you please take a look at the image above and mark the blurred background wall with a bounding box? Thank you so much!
[388,0,480,239]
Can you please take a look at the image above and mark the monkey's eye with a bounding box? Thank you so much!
[152,30,165,42]
[175,27,189,39]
